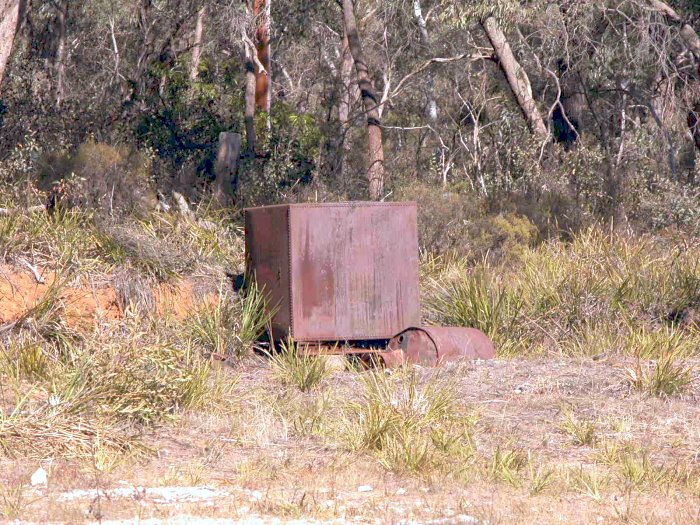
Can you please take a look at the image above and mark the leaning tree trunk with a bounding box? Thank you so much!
[253,0,271,114]
[342,0,384,200]
[481,15,548,138]
[0,0,21,94]
[649,0,700,61]
[649,0,700,156]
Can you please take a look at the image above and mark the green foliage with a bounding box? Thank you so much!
[237,102,321,206]
[397,184,538,259]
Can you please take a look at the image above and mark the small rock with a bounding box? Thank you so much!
[30,466,47,487]
[357,485,373,492]
[395,488,407,495]
[325,355,347,372]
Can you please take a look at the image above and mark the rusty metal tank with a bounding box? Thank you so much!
[244,202,420,342]
[383,327,495,367]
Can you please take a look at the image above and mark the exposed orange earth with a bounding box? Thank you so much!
[0,265,204,329]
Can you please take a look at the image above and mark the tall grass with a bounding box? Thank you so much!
[623,348,694,397]
[422,229,700,358]
[0,321,237,458]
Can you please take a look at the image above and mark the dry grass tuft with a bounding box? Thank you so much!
[622,349,694,397]
[341,369,473,473]
[559,411,597,446]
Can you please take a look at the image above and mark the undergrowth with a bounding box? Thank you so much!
[0,196,698,511]
[423,229,700,360]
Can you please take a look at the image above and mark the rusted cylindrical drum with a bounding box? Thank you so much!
[383,327,495,368]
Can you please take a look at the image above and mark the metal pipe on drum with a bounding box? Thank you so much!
[383,327,495,368]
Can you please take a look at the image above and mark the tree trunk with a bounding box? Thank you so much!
[214,131,242,205]
[339,30,360,182]
[244,43,257,154]
[190,5,205,81]
[481,15,548,138]
[342,0,384,200]
[0,0,21,93]
[649,0,700,156]
[649,0,700,61]
[253,0,271,114]
[412,0,437,121]
[55,0,68,109]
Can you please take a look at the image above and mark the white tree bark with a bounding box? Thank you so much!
[481,15,548,137]
[55,0,68,109]
[0,0,21,94]
[413,0,437,121]
[190,5,206,81]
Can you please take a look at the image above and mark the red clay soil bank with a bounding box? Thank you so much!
[0,265,206,329]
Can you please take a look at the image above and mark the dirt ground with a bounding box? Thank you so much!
[2,356,699,524]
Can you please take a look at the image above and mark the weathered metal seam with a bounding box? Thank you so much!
[415,327,442,363]
[287,206,295,338]
[293,203,414,209]
[293,335,394,342]
[243,202,415,212]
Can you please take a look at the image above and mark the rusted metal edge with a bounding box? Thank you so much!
[292,334,397,342]
[298,346,385,356]
[286,205,295,338]
[243,201,416,213]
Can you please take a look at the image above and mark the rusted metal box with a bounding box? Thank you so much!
[244,202,420,342]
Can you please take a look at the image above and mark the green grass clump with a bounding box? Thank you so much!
[268,338,330,392]
[421,228,700,358]
[488,446,527,486]
[187,282,271,359]
[341,369,474,473]
[0,320,237,459]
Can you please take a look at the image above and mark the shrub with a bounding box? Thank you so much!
[395,184,537,260]
[37,140,156,216]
